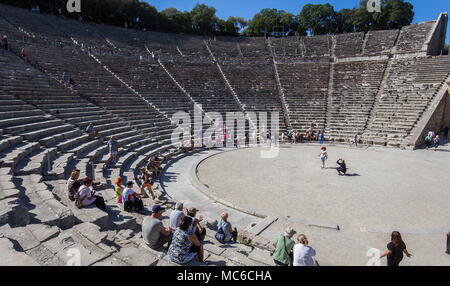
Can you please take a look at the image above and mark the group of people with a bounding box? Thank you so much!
[272,227,317,266]
[142,202,237,265]
[282,129,324,144]
[114,178,145,213]
[272,228,418,266]
[318,146,347,175]
[67,169,107,211]
[425,130,440,151]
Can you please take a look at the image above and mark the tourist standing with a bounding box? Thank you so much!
[107,136,118,163]
[62,72,68,85]
[293,234,316,266]
[21,48,27,61]
[272,227,296,266]
[350,134,358,147]
[446,229,450,254]
[380,231,412,266]
[318,147,328,169]
[2,34,8,50]
[433,135,440,151]
[425,134,432,149]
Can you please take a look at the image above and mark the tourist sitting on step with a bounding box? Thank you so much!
[147,155,163,178]
[169,202,185,230]
[215,212,237,244]
[168,216,204,264]
[138,168,155,200]
[122,181,144,213]
[115,177,124,204]
[107,136,119,164]
[272,227,296,266]
[85,122,99,138]
[293,234,316,266]
[336,159,347,176]
[77,177,106,211]
[186,207,206,243]
[2,34,8,50]
[66,168,80,202]
[142,205,173,249]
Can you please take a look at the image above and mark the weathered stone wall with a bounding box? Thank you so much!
[411,84,450,147]
[426,13,448,56]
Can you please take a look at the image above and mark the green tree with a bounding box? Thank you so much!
[298,3,337,35]
[246,8,296,36]
[160,7,192,33]
[190,3,218,34]
[354,0,414,32]
[335,8,356,33]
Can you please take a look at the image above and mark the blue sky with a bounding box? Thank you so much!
[146,0,448,23]
[146,0,449,42]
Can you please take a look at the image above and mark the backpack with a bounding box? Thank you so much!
[69,181,81,202]
[215,226,225,243]
[124,200,133,212]
[74,186,88,209]
[215,221,229,243]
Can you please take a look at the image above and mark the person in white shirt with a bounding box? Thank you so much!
[293,234,316,266]
[122,181,144,213]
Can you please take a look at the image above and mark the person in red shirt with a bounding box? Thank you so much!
[21,48,27,61]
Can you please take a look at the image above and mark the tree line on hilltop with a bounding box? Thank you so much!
[0,0,415,36]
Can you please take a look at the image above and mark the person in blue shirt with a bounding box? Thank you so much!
[107,136,118,163]
[85,122,99,138]
[433,135,440,151]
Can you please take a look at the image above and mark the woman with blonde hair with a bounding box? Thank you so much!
[66,168,80,201]
[293,234,316,266]
[380,231,412,266]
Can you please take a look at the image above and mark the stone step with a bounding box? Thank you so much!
[14,147,58,176]
[47,180,109,230]
[21,124,74,141]
[0,135,23,153]
[0,141,40,169]
[15,176,75,230]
